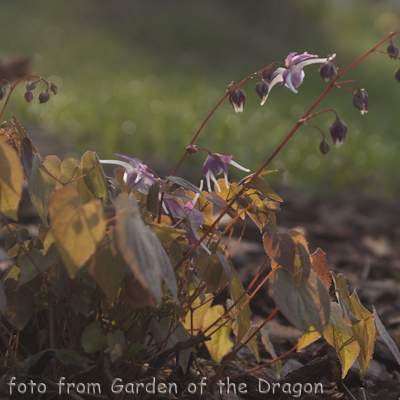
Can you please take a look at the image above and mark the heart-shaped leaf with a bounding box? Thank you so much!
[269,267,330,335]
[86,230,125,301]
[28,155,61,226]
[263,225,296,274]
[49,186,106,278]
[0,139,23,221]
[202,305,233,362]
[324,302,360,378]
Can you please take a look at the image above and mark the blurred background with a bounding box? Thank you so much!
[1,0,400,196]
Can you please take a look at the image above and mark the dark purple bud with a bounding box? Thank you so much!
[50,83,58,95]
[330,117,347,147]
[186,145,198,155]
[353,88,369,115]
[255,79,269,105]
[319,139,330,155]
[24,90,34,103]
[318,61,337,82]
[387,42,399,60]
[0,86,6,101]
[395,68,400,84]
[262,68,273,81]
[229,88,246,113]
[38,90,50,104]
[25,81,38,91]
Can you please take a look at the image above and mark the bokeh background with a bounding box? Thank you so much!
[2,0,400,195]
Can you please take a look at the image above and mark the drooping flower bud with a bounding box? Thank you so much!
[330,117,347,147]
[318,61,337,82]
[24,90,34,103]
[186,145,198,155]
[25,81,38,91]
[38,90,50,104]
[255,79,269,106]
[387,42,399,60]
[0,86,6,101]
[50,83,58,95]
[262,68,273,81]
[353,88,369,115]
[319,139,330,155]
[229,88,246,113]
[395,68,400,84]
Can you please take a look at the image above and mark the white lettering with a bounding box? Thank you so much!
[7,377,16,395]
[187,383,197,394]
[258,378,270,394]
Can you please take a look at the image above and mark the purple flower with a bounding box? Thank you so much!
[353,88,369,115]
[330,117,347,147]
[229,88,246,113]
[165,193,210,254]
[263,52,335,103]
[100,154,156,194]
[202,153,250,192]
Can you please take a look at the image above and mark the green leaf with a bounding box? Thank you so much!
[269,268,330,335]
[0,139,23,221]
[107,330,126,362]
[227,298,259,363]
[0,281,6,315]
[260,325,282,375]
[230,267,251,345]
[203,305,233,362]
[49,186,106,278]
[5,285,34,330]
[18,243,60,287]
[80,321,107,353]
[149,316,191,373]
[195,253,230,293]
[263,225,296,274]
[87,230,125,301]
[373,306,400,366]
[125,343,145,358]
[56,349,92,372]
[28,155,61,226]
[347,291,376,379]
[81,151,111,205]
[324,302,360,379]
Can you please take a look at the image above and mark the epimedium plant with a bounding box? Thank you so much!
[0,32,400,397]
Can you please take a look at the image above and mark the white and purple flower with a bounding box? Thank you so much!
[165,186,210,254]
[261,52,335,104]
[202,153,250,192]
[100,153,156,194]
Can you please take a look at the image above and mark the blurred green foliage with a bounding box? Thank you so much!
[1,0,400,195]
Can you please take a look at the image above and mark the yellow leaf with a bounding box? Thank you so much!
[28,155,61,226]
[182,292,213,333]
[202,305,232,362]
[0,139,23,220]
[49,186,106,278]
[347,291,376,379]
[324,303,360,378]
